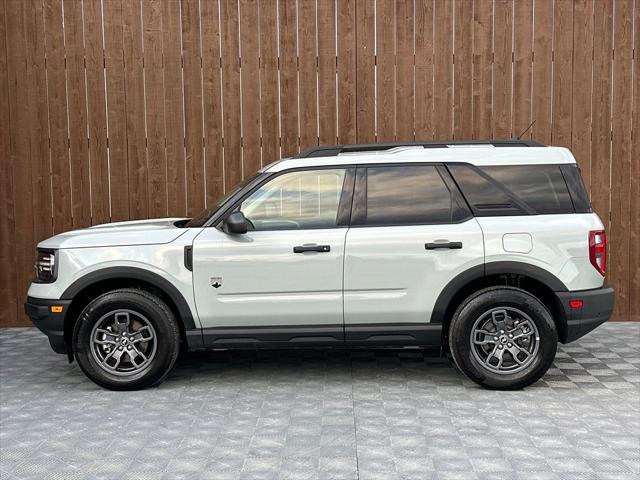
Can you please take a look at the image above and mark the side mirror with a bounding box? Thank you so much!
[223,211,248,234]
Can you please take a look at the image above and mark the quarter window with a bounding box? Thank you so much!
[362,165,467,226]
[240,169,346,230]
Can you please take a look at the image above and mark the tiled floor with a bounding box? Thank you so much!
[1,323,639,480]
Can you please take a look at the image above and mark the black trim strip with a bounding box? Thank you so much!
[345,323,442,346]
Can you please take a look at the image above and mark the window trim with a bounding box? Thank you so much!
[212,165,356,232]
[350,163,473,228]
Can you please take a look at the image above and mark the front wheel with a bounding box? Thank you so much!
[448,286,558,390]
[73,289,180,390]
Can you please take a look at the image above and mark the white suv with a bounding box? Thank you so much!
[25,140,614,390]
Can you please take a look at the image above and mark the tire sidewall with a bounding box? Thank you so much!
[450,288,558,390]
[73,290,179,390]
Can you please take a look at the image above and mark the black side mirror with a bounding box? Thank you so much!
[223,211,248,234]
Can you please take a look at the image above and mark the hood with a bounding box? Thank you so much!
[38,218,190,249]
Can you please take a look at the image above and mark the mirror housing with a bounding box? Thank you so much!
[223,211,248,234]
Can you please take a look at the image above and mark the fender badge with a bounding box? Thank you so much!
[210,277,223,288]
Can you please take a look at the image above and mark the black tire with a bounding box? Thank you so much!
[448,286,557,390]
[73,288,180,390]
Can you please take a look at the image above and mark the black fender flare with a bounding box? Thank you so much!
[430,261,568,324]
[61,267,197,329]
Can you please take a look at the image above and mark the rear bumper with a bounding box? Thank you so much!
[24,297,71,354]
[557,287,615,343]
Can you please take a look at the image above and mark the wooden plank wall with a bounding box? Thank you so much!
[0,0,639,326]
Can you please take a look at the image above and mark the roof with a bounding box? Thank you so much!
[263,141,577,173]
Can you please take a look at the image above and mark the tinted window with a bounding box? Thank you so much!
[560,164,592,213]
[448,164,574,215]
[363,165,467,225]
[481,165,573,214]
[240,169,346,230]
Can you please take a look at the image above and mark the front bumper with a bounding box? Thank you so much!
[557,286,615,343]
[24,297,72,354]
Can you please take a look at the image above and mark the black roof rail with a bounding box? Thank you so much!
[294,139,545,158]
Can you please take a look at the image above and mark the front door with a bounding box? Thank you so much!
[192,167,354,346]
[344,164,485,345]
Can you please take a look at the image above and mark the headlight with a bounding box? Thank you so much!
[34,249,57,283]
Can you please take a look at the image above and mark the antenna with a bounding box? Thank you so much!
[515,120,536,140]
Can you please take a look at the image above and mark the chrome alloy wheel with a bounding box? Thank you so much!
[470,307,540,374]
[90,309,157,376]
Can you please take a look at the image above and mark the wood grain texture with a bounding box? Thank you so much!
[201,0,224,202]
[414,0,434,140]
[336,0,356,144]
[2,0,639,326]
[142,0,168,218]
[239,0,262,175]
[83,0,110,225]
[317,0,337,145]
[472,0,492,139]
[453,0,473,140]
[609,0,634,320]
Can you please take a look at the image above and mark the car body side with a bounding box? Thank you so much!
[25,146,614,357]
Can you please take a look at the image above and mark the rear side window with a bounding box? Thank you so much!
[560,164,592,213]
[356,165,470,226]
[448,164,576,216]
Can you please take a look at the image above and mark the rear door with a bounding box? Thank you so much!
[343,164,484,345]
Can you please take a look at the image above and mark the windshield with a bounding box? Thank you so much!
[184,173,263,227]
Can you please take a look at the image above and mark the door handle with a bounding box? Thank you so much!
[293,244,331,253]
[425,241,463,250]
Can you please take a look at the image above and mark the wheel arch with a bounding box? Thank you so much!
[61,267,197,354]
[433,261,569,344]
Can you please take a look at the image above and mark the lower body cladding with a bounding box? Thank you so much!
[25,286,615,355]
[186,323,443,350]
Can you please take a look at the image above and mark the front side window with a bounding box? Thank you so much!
[240,169,347,230]
[360,165,468,226]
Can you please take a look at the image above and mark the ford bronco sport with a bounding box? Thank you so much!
[25,140,614,390]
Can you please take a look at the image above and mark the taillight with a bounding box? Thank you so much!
[589,230,606,276]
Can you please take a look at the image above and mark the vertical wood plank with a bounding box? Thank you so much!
[453,0,473,140]
[532,0,553,144]
[45,0,73,232]
[83,0,110,225]
[609,0,634,320]
[433,0,453,139]
[570,0,593,187]
[201,0,224,202]
[629,1,640,320]
[317,0,337,145]
[64,0,91,228]
[239,0,262,175]
[259,0,280,164]
[589,0,613,223]
[142,0,168,218]
[336,0,356,144]
[473,0,492,139]
[103,0,130,221]
[376,0,395,142]
[1,0,19,325]
[395,0,414,141]
[493,0,513,138]
[123,0,148,220]
[181,0,205,214]
[161,0,186,215]
[278,0,298,156]
[512,0,533,140]
[25,0,52,246]
[355,0,375,143]
[220,0,242,187]
[297,0,318,151]
[415,0,434,140]
[551,0,574,148]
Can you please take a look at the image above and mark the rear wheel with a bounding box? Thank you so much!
[448,286,557,390]
[73,289,180,390]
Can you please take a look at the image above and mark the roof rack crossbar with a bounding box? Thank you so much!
[294,139,545,158]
